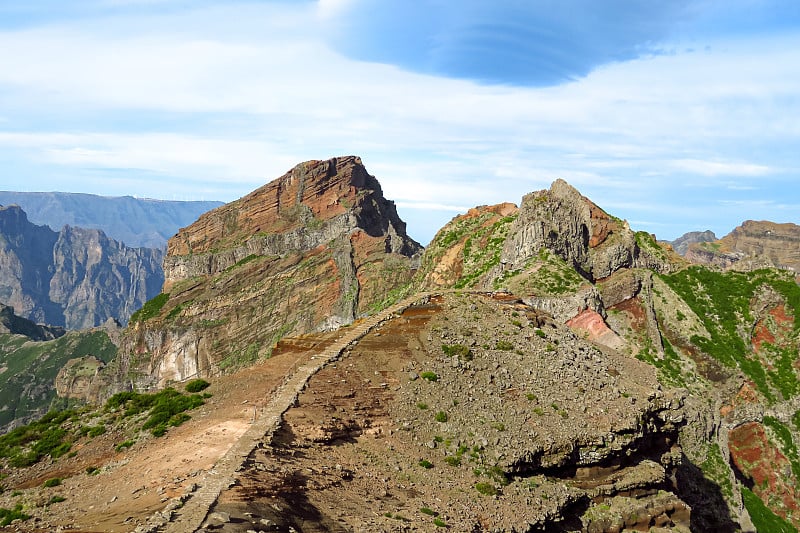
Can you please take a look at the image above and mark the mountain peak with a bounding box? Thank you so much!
[166,155,418,259]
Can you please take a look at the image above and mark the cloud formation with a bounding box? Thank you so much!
[0,1,798,245]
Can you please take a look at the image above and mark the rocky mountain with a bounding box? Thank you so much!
[0,191,222,248]
[88,155,422,395]
[686,220,800,275]
[1,159,799,532]
[0,204,164,329]
[668,230,717,256]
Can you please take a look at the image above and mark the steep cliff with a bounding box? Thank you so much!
[105,156,422,391]
[0,205,164,329]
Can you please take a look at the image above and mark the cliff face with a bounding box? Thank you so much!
[105,156,422,391]
[686,220,800,274]
[0,205,164,329]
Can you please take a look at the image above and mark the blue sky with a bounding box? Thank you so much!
[0,0,799,245]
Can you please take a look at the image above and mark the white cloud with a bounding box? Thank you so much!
[671,159,772,177]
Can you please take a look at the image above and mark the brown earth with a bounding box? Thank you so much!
[0,331,345,532]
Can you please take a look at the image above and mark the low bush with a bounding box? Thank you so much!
[184,379,210,393]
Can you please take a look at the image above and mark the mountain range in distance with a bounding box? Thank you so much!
[0,191,223,249]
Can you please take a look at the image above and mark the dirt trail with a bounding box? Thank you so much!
[157,293,432,532]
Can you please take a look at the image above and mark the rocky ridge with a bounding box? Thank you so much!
[0,204,164,329]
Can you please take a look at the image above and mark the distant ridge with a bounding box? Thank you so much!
[0,191,223,248]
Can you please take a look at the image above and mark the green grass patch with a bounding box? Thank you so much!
[129,293,170,323]
[742,487,797,533]
[435,411,448,423]
[475,482,498,496]
[0,505,29,526]
[442,344,473,361]
[42,477,61,488]
[420,371,439,382]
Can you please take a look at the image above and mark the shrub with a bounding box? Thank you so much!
[433,517,448,527]
[435,411,448,423]
[420,507,437,516]
[88,425,106,438]
[86,466,100,475]
[43,478,61,488]
[47,495,66,505]
[495,340,513,351]
[416,402,429,410]
[442,344,473,361]
[115,440,134,452]
[421,371,439,382]
[185,379,210,393]
[0,505,29,526]
[534,329,546,338]
[444,456,461,466]
[475,482,498,496]
[419,459,433,469]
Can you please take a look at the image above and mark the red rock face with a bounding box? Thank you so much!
[729,422,800,525]
[751,304,793,353]
[168,156,380,256]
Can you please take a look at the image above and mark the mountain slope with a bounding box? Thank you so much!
[0,191,222,248]
[0,205,164,329]
[92,156,422,394]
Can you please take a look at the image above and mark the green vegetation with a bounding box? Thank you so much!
[763,416,800,483]
[421,371,439,382]
[660,267,800,401]
[129,292,170,323]
[475,482,498,496]
[742,487,797,533]
[0,505,29,526]
[47,495,67,505]
[419,459,433,469]
[507,249,586,295]
[85,466,100,475]
[635,338,687,388]
[442,344,473,361]
[444,456,461,466]
[416,402,429,410]
[0,409,80,467]
[105,387,206,437]
[0,330,117,428]
[433,517,448,527]
[184,379,211,393]
[420,507,437,516]
[435,411,449,423]
[87,425,106,438]
[494,340,513,351]
[698,443,733,502]
[635,231,668,261]
[43,477,61,488]
[115,440,135,452]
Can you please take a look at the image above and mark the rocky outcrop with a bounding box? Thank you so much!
[100,156,422,393]
[686,220,800,274]
[500,179,673,282]
[0,191,222,248]
[668,230,717,256]
[0,205,164,328]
